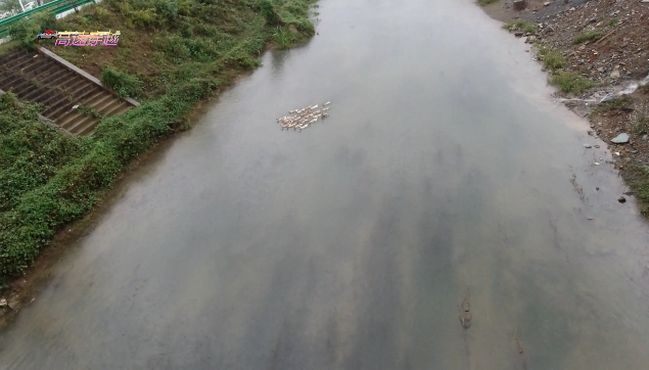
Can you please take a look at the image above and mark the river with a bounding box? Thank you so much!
[2,0,649,368]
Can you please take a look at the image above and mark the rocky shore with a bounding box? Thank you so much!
[482,0,649,216]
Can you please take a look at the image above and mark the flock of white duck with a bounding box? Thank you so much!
[277,101,331,131]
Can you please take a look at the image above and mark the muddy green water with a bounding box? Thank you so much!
[2,0,649,368]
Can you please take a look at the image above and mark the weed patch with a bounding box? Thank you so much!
[594,96,633,113]
[622,164,649,216]
[101,67,143,99]
[538,47,565,72]
[550,71,594,95]
[632,113,649,134]
[573,31,603,44]
[504,20,538,34]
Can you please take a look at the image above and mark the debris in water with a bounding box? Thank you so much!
[618,196,627,203]
[459,295,472,330]
[583,144,592,149]
[277,102,331,131]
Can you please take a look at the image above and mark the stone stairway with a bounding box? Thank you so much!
[0,48,136,135]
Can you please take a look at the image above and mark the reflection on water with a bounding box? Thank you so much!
[1,0,649,368]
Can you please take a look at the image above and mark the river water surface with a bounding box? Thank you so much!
[2,0,649,369]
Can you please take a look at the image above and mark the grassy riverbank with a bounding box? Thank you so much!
[0,0,317,282]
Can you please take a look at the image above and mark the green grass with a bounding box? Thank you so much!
[537,47,565,72]
[622,164,649,216]
[504,20,538,34]
[0,0,317,281]
[549,71,594,95]
[632,114,649,135]
[101,67,143,99]
[272,26,298,49]
[573,30,602,44]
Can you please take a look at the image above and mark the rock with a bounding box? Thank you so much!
[544,1,551,6]
[0,298,7,307]
[611,133,630,144]
[513,0,527,11]
[583,144,592,148]
[610,66,621,79]
[618,196,627,203]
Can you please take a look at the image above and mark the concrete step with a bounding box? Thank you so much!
[58,110,87,129]
[1,48,137,135]
[12,54,40,71]
[4,53,33,70]
[100,101,131,117]
[74,120,100,136]
[93,96,122,114]
[84,93,114,110]
[66,114,99,134]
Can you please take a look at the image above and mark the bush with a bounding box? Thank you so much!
[101,67,143,98]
